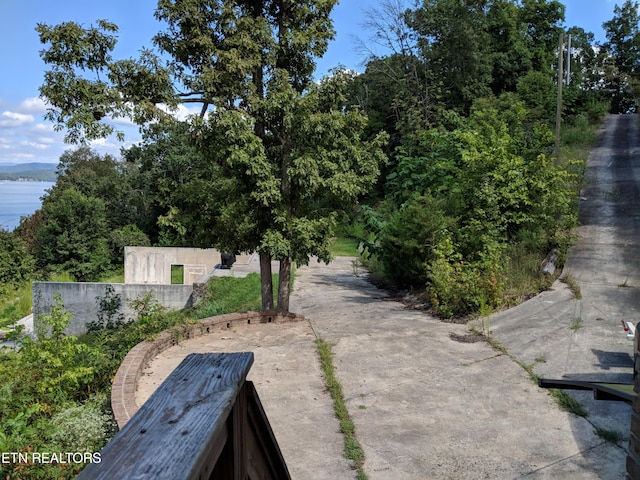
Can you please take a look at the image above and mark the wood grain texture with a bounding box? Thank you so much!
[78,352,254,479]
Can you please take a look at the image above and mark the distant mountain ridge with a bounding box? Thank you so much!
[0,163,57,173]
[0,163,57,181]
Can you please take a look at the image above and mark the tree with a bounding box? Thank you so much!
[35,188,110,281]
[38,1,387,311]
[407,0,493,113]
[0,230,34,295]
[602,0,640,112]
[46,146,136,232]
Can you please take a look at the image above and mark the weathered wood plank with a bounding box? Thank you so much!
[78,352,254,480]
[245,382,291,480]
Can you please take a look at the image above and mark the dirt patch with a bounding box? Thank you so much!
[449,332,485,343]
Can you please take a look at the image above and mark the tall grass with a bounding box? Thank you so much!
[330,237,360,256]
[0,282,33,328]
[193,273,278,318]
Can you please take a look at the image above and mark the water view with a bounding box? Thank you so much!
[0,181,54,231]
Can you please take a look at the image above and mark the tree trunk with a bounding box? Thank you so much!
[277,256,291,312]
[259,252,274,311]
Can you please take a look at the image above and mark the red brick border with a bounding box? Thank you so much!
[111,310,305,429]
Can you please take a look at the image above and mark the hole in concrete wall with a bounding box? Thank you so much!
[171,265,184,285]
[268,317,272,323]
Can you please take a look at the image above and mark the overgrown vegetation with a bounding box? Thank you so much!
[1,1,638,475]
[0,274,268,479]
[316,338,367,480]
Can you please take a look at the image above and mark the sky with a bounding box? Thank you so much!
[0,0,624,166]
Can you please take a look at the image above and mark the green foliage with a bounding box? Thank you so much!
[88,284,125,332]
[109,224,150,264]
[602,0,640,112]
[426,231,505,318]
[24,293,105,400]
[0,229,34,296]
[0,256,280,478]
[378,193,452,288]
[363,96,582,317]
[0,281,33,328]
[49,395,117,452]
[35,188,110,281]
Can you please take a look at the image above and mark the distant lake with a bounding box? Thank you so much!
[0,181,54,231]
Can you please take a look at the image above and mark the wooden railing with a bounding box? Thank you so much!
[78,352,291,480]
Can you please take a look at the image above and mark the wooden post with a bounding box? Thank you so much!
[77,353,291,480]
[555,32,564,163]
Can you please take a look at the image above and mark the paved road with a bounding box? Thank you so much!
[479,113,640,476]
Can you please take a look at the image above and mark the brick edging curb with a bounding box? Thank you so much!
[110,310,305,429]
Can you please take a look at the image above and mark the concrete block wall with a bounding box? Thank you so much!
[33,282,194,336]
[124,246,221,285]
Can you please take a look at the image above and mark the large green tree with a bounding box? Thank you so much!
[35,188,110,281]
[38,1,386,311]
[602,0,640,112]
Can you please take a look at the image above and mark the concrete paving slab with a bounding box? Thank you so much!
[137,256,626,479]
[136,320,353,480]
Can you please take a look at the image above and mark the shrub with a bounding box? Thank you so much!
[426,232,505,318]
[49,396,117,451]
[378,194,452,288]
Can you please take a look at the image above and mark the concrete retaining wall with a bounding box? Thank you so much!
[110,310,305,429]
[33,282,194,336]
[124,246,221,285]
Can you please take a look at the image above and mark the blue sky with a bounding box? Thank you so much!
[0,0,622,165]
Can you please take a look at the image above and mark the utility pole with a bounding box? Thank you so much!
[566,34,572,85]
[555,32,564,162]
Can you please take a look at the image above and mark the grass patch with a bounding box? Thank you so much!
[549,389,589,417]
[193,273,279,318]
[49,271,75,282]
[316,338,367,480]
[569,317,583,332]
[501,244,556,307]
[330,237,360,257]
[595,427,622,444]
[561,273,582,299]
[99,268,125,284]
[0,281,33,328]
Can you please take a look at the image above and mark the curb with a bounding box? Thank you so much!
[110,310,305,429]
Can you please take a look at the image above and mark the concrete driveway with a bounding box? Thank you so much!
[135,115,639,479]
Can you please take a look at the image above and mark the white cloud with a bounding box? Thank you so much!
[20,141,49,151]
[37,136,56,145]
[158,103,203,121]
[12,153,36,160]
[31,123,55,133]
[0,111,34,128]
[18,97,47,115]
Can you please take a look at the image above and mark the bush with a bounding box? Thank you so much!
[49,396,117,451]
[0,230,34,296]
[426,232,505,318]
[378,194,452,288]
